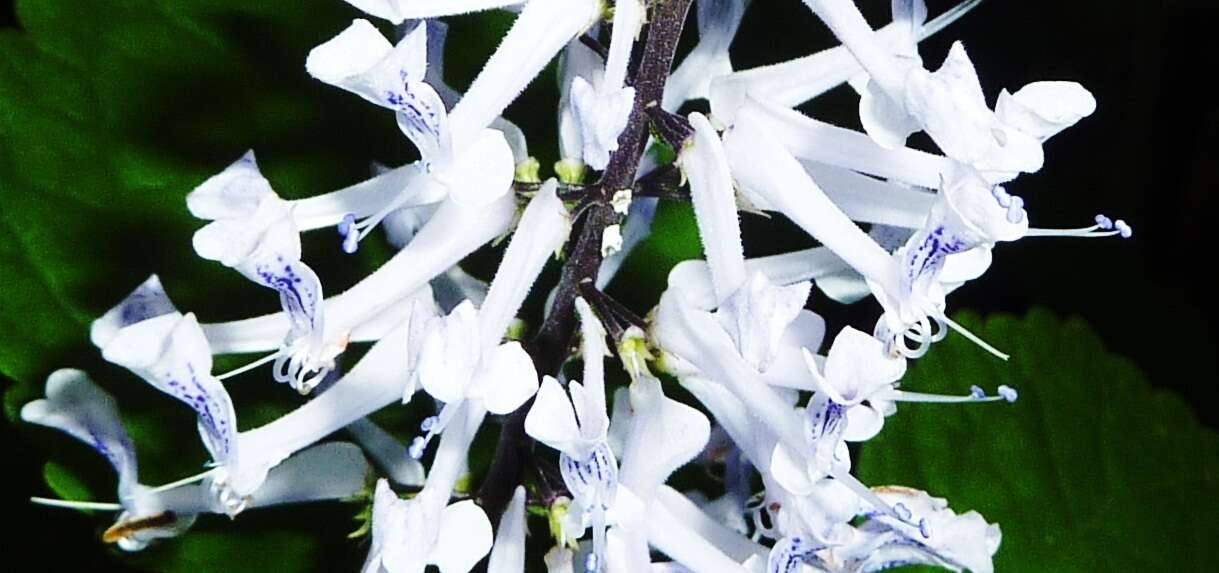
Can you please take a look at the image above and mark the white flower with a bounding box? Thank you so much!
[99,311,264,512]
[769,328,905,496]
[838,487,1001,573]
[608,375,713,572]
[715,273,812,375]
[362,480,492,573]
[198,188,517,358]
[570,0,642,169]
[186,152,334,393]
[21,369,180,550]
[307,19,451,172]
[526,299,617,568]
[710,0,983,122]
[801,0,1094,183]
[417,300,539,421]
[22,370,370,548]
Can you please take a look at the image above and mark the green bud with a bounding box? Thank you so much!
[555,158,587,185]
[514,157,542,184]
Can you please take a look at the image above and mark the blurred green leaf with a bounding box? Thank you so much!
[42,460,98,503]
[858,309,1219,572]
[129,529,319,573]
[0,0,413,396]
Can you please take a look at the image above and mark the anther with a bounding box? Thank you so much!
[338,213,360,254]
[1006,195,1025,224]
[408,436,426,460]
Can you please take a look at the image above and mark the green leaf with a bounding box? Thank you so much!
[43,460,99,503]
[0,0,410,394]
[857,309,1219,572]
[129,529,320,573]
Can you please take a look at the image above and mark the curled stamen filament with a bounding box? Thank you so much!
[273,350,332,395]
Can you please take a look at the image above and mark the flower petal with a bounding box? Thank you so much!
[487,486,528,573]
[525,376,583,455]
[430,500,494,573]
[768,443,814,496]
[995,81,1096,142]
[305,19,424,109]
[481,341,540,414]
[842,403,887,442]
[90,274,178,349]
[571,77,635,170]
[248,442,370,507]
[418,301,480,404]
[822,327,906,404]
[185,151,275,220]
[714,273,811,373]
[440,128,513,206]
[683,111,747,302]
[21,369,140,497]
[102,313,235,466]
[616,376,711,498]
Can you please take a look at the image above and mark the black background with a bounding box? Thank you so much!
[2,0,1216,571]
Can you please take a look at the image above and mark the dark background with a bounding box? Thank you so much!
[2,0,1216,571]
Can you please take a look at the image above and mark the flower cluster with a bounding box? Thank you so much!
[22,1,1129,572]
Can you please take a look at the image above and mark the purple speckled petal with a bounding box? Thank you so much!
[21,369,141,498]
[559,441,619,512]
[102,313,236,464]
[91,275,179,349]
[393,79,450,168]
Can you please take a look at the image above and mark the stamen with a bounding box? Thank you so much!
[1006,195,1025,224]
[338,213,360,254]
[408,436,427,460]
[149,468,216,493]
[407,405,459,460]
[998,385,1019,402]
[879,318,934,359]
[940,315,1010,361]
[1025,213,1133,239]
[880,386,1017,404]
[829,466,923,531]
[991,186,1012,208]
[29,497,124,512]
[216,351,279,381]
[335,194,416,254]
[272,348,333,395]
